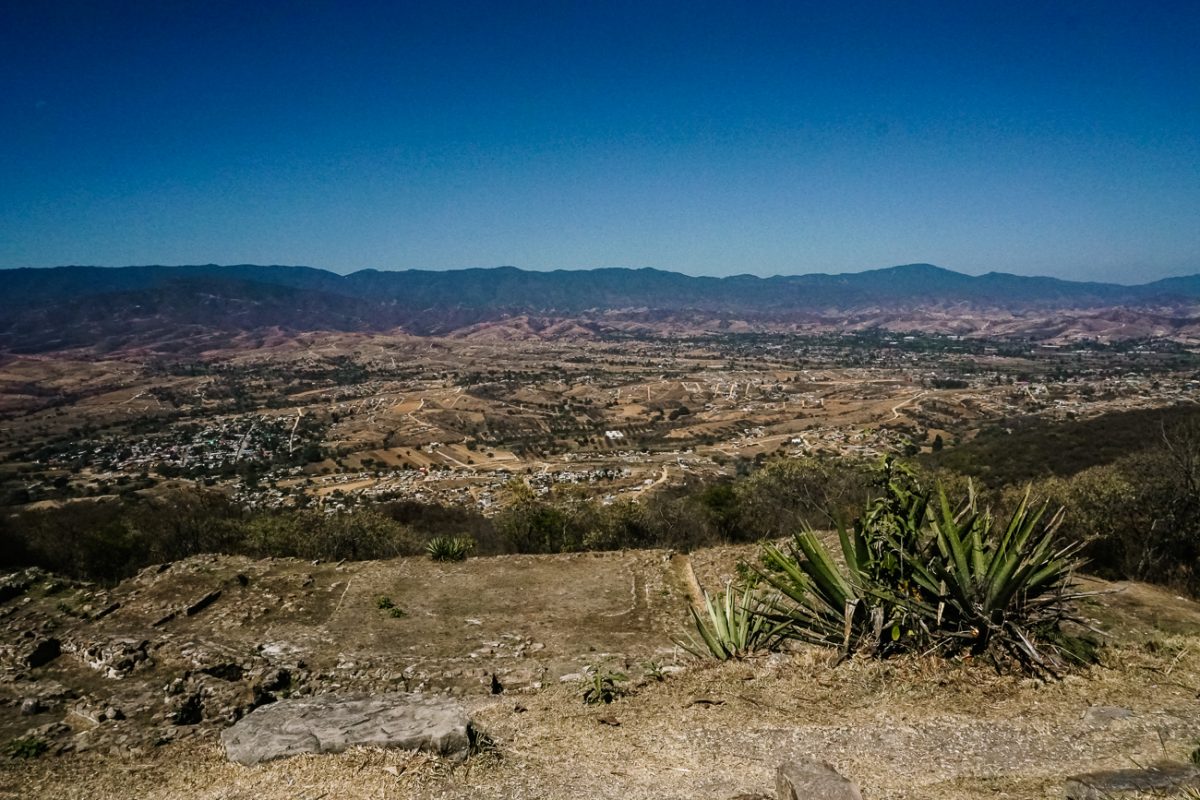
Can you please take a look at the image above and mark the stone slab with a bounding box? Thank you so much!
[1065,762,1200,799]
[219,694,472,765]
[777,758,864,800]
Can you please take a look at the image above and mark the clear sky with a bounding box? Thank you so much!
[1,1,1197,282]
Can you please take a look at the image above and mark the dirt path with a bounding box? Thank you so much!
[634,463,670,498]
[891,390,927,420]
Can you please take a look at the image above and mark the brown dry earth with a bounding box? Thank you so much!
[3,550,1200,799]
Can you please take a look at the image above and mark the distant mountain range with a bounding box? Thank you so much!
[3,263,1200,353]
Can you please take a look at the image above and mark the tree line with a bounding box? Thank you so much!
[4,416,1200,595]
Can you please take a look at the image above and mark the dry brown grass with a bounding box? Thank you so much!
[9,631,1200,800]
[6,549,1200,800]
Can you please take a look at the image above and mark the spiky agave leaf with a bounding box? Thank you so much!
[758,535,850,648]
[922,485,1087,671]
[426,535,474,561]
[678,582,782,660]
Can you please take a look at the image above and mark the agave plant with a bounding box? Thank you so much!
[753,462,1089,674]
[901,486,1087,671]
[679,581,783,660]
[757,460,932,656]
[758,520,924,657]
[425,535,474,562]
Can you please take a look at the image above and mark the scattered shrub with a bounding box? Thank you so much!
[3,736,48,759]
[425,536,474,562]
[244,508,422,562]
[735,456,873,533]
[1025,420,1200,594]
[641,659,666,681]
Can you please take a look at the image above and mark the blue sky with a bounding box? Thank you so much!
[1,1,1197,282]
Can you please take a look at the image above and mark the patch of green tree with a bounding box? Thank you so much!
[8,419,1200,599]
[926,403,1200,486]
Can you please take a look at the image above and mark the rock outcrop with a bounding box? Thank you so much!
[219,694,473,765]
[1064,762,1200,799]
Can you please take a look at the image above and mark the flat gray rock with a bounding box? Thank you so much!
[1081,706,1134,727]
[1065,762,1200,799]
[220,694,473,765]
[777,758,864,800]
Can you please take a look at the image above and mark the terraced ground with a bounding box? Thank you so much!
[4,550,1200,798]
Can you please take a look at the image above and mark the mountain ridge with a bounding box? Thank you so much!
[3,263,1200,352]
[2,261,1191,299]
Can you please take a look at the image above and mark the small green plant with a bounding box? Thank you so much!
[733,559,760,586]
[679,581,782,661]
[426,536,474,562]
[55,599,89,620]
[641,659,666,681]
[582,668,628,705]
[375,596,406,617]
[3,736,48,759]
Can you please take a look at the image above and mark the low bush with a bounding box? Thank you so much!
[3,736,48,759]
[0,494,421,583]
[243,509,422,562]
[581,668,628,705]
[1028,420,1200,594]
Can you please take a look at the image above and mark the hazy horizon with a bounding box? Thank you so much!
[4,260,1196,287]
[3,2,1198,283]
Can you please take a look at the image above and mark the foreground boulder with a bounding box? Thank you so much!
[777,758,864,800]
[219,694,473,765]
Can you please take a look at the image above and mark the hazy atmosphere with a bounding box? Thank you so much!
[2,0,1197,281]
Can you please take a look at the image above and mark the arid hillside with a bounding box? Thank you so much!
[5,548,1200,799]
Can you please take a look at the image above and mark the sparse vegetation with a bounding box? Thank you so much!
[926,403,1200,487]
[3,736,48,759]
[641,659,666,681]
[1023,419,1200,595]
